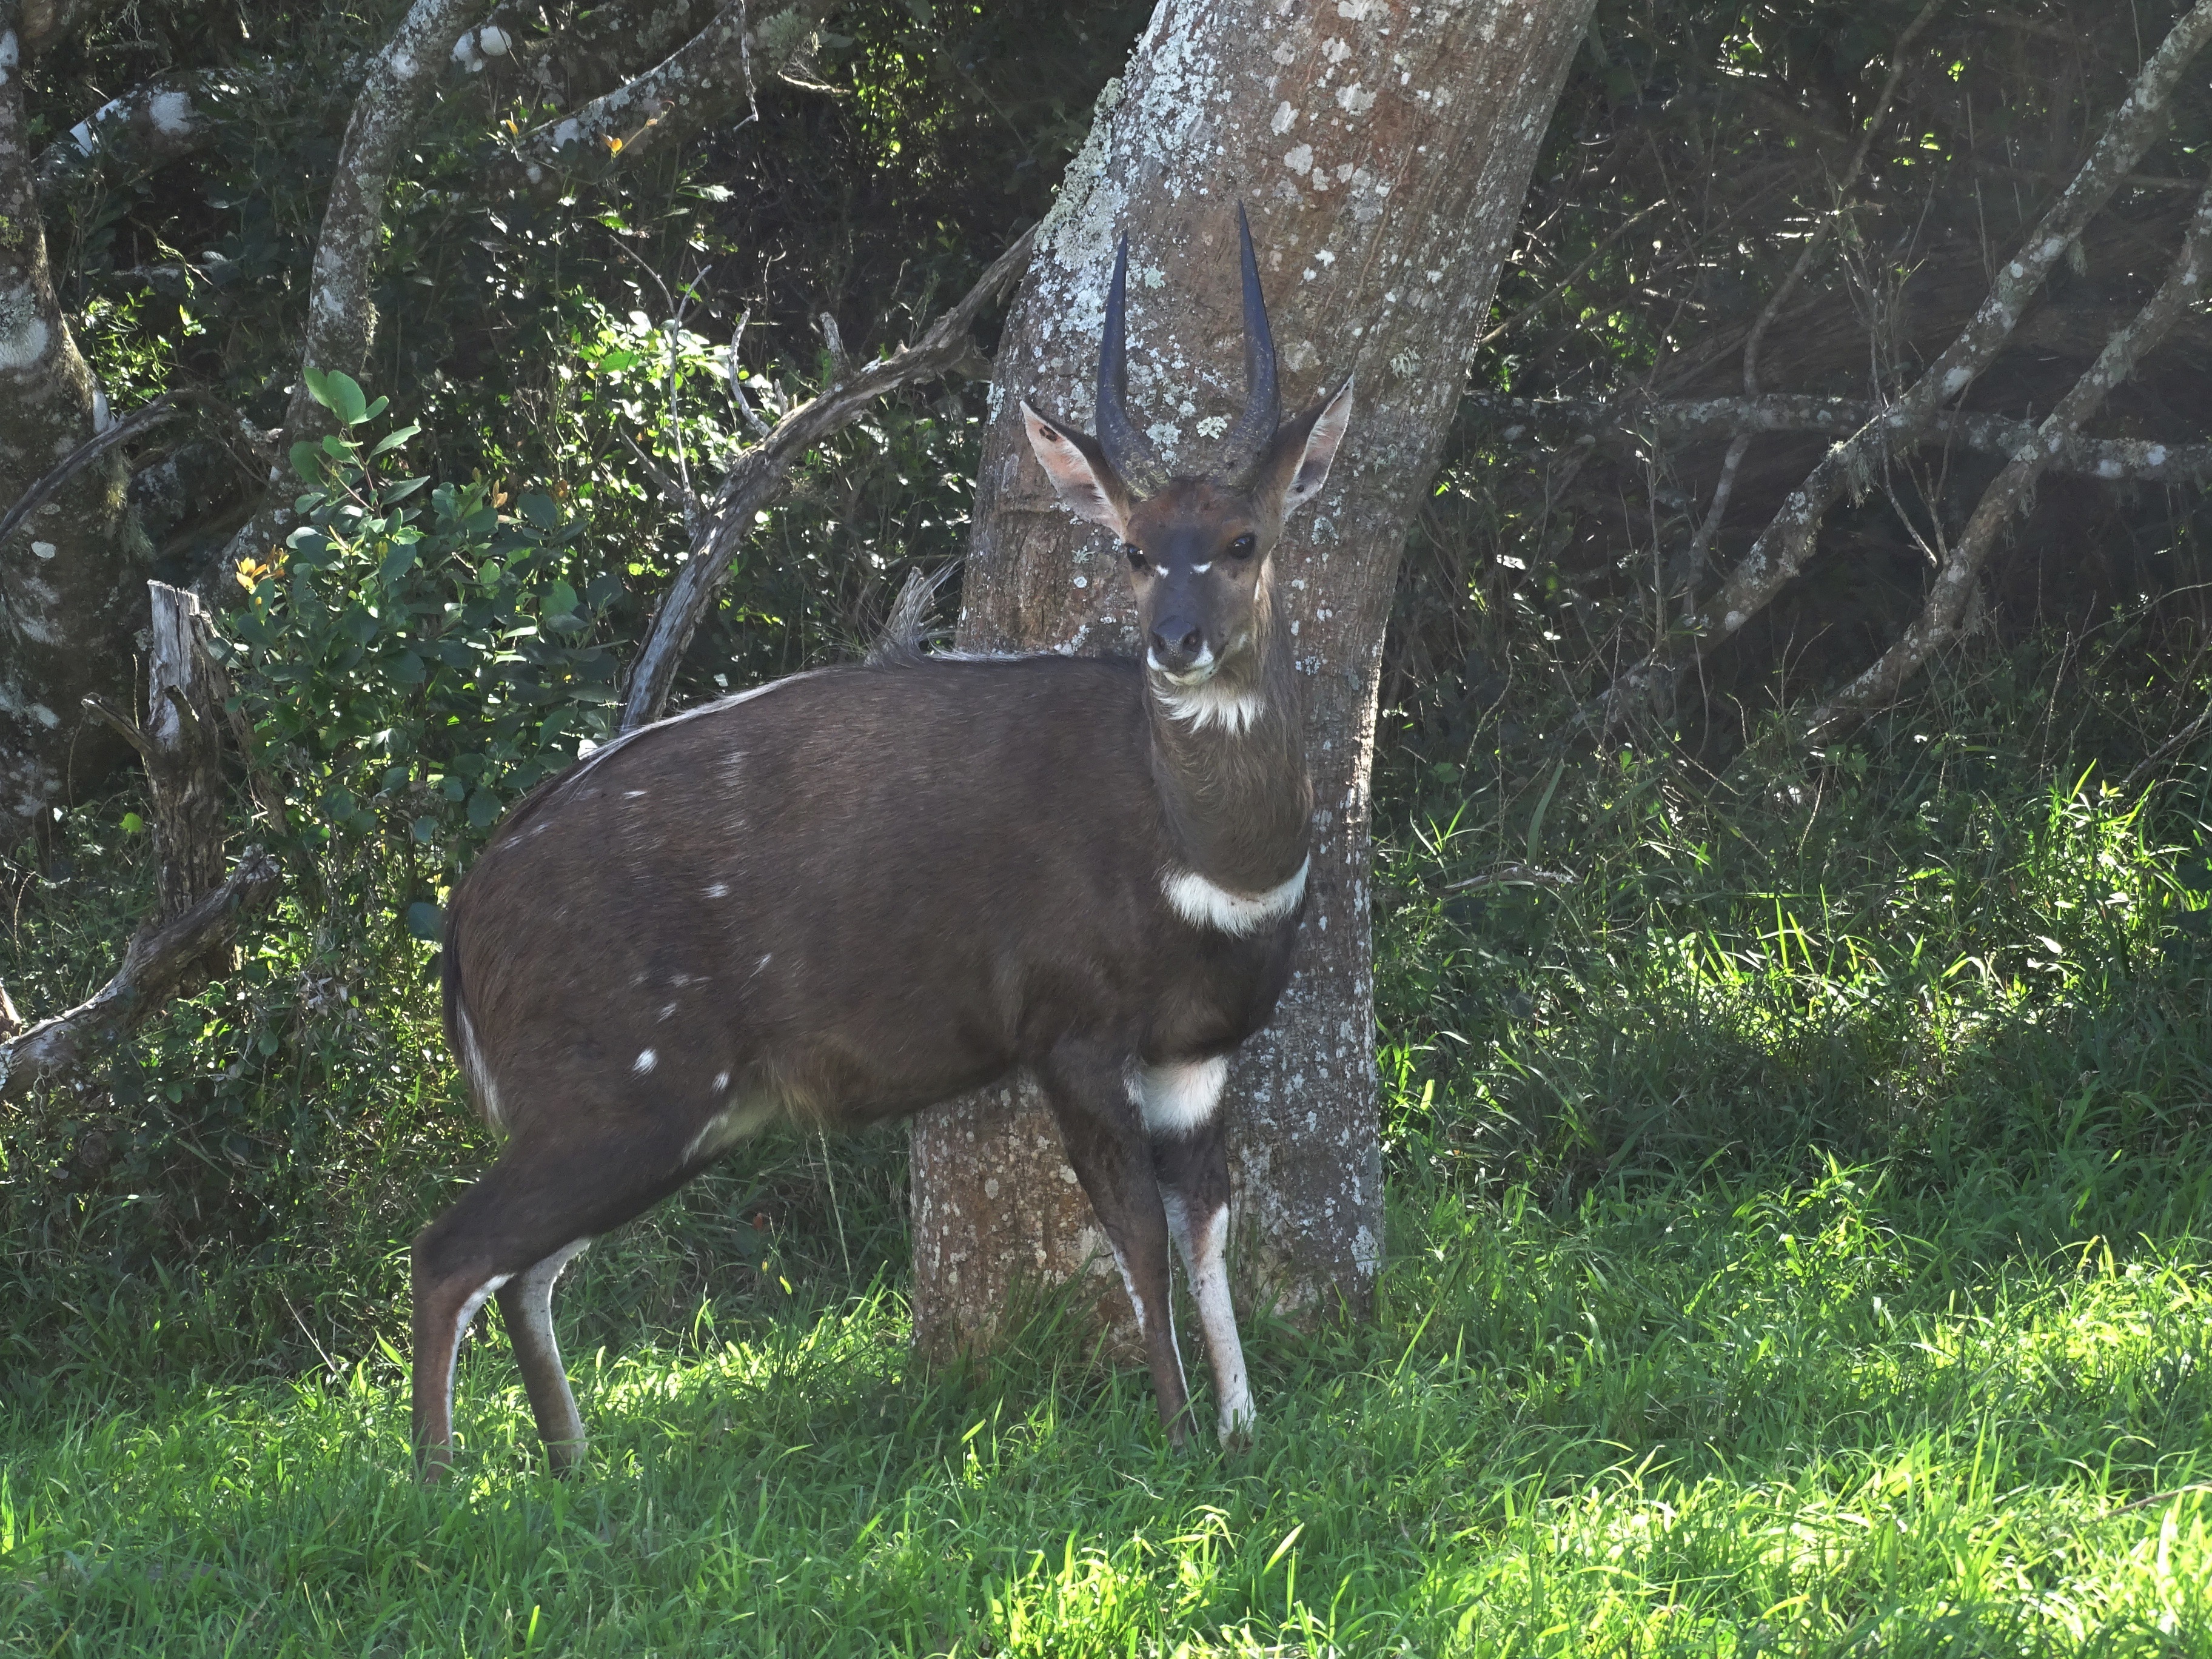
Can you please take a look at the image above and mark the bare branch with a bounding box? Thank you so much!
[1438,863,1578,894]
[1478,200,1665,349]
[32,72,229,197]
[0,391,192,553]
[1473,392,2212,487]
[214,0,493,585]
[1594,0,2212,731]
[1806,173,2212,737]
[501,1,842,187]
[0,849,281,1106]
[620,226,1035,729]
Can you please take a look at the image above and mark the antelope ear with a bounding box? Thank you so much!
[1022,400,1133,538]
[1256,375,1354,523]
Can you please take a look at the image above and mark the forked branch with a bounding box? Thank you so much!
[1804,173,2212,737]
[620,225,1035,729]
[1594,0,2212,731]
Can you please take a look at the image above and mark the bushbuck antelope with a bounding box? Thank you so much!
[414,206,1354,1475]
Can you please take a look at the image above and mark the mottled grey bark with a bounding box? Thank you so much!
[909,0,1596,1358]
[500,0,842,190]
[32,71,224,198]
[1806,173,2212,735]
[220,0,489,578]
[1597,0,2212,729]
[82,583,228,920]
[0,1,152,843]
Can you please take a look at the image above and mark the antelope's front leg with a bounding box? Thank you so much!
[1153,1112,1253,1444]
[1038,1044,1195,1444]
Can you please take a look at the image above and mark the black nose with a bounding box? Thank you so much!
[1149,618,1206,671]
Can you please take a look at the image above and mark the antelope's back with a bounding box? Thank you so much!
[444,655,1168,1131]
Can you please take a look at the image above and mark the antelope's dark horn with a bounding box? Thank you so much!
[1096,235,1168,497]
[1215,203,1281,480]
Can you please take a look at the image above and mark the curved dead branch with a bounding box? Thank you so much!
[0,849,280,1105]
[620,225,1034,729]
[1805,172,2212,737]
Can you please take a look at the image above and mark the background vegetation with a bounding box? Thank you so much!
[7,0,2212,1651]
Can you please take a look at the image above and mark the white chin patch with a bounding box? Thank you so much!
[1127,1054,1230,1136]
[1162,856,1309,936]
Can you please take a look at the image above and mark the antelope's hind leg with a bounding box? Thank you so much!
[410,1122,692,1479]
[497,1239,592,1473]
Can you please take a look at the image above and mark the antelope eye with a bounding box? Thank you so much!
[1228,534,1258,559]
[1124,543,1147,569]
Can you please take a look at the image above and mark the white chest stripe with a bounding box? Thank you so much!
[1153,681,1265,736]
[1162,856,1309,937]
[1129,1055,1229,1136]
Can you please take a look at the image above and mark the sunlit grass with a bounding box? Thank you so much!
[8,1157,2212,1656]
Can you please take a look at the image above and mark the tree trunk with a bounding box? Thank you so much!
[909,0,1595,1358]
[0,0,153,845]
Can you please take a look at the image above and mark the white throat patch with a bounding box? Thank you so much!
[1152,679,1265,736]
[1162,856,1309,937]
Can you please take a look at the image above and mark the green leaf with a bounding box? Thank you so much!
[289,441,324,484]
[383,475,429,503]
[466,789,501,830]
[405,901,444,942]
[546,579,579,617]
[120,811,144,834]
[519,492,560,529]
[391,651,426,685]
[369,424,421,458]
[411,814,438,843]
[320,370,371,428]
[378,542,420,586]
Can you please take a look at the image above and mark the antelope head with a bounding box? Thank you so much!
[1022,206,1354,702]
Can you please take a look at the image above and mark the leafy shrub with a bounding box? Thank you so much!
[220,369,622,949]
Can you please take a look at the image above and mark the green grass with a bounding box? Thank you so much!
[9,1153,2212,1655]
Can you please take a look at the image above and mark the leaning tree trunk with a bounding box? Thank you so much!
[909,0,1595,1357]
[0,0,154,845]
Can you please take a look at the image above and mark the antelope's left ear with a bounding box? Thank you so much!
[1256,375,1355,523]
[1022,400,1134,540]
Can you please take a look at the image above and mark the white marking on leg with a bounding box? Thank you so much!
[1167,1198,1252,1440]
[1105,1238,1189,1410]
[1128,1055,1229,1136]
[442,1272,513,1443]
[456,1009,506,1133]
[511,1241,590,1450]
[1162,856,1308,936]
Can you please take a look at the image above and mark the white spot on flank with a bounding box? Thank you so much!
[625,789,648,799]
[1163,857,1310,937]
[1128,1055,1229,1136]
[712,1071,731,1093]
[633,1048,658,1074]
[705,883,729,898]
